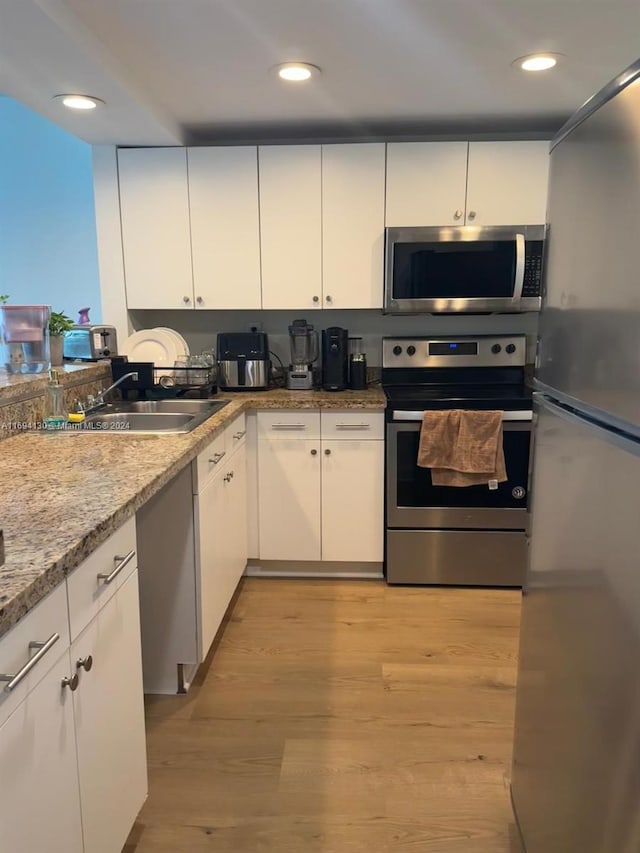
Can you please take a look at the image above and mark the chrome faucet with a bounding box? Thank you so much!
[84,372,139,413]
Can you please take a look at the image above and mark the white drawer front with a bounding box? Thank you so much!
[194,429,226,493]
[257,410,320,440]
[321,411,384,439]
[0,582,70,726]
[225,412,247,456]
[66,517,137,642]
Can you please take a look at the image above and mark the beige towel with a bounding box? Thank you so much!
[417,410,507,487]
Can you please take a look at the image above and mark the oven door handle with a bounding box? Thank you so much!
[391,410,533,422]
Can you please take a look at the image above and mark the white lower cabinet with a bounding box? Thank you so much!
[321,439,384,562]
[257,411,384,564]
[0,651,83,853]
[72,570,147,853]
[258,438,322,561]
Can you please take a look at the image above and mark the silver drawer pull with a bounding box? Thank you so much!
[272,423,306,430]
[97,550,136,585]
[335,423,371,429]
[209,451,226,464]
[0,632,61,692]
[233,430,246,439]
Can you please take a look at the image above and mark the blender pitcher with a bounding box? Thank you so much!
[287,318,319,390]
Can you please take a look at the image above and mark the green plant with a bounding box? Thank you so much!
[49,311,74,337]
[0,295,8,304]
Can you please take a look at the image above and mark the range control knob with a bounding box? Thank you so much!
[506,343,516,354]
[406,345,416,356]
[491,344,502,354]
[393,345,403,356]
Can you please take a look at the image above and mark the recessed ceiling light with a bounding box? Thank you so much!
[53,94,105,110]
[513,53,562,72]
[274,62,320,82]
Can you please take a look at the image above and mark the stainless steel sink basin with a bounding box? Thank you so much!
[80,399,228,434]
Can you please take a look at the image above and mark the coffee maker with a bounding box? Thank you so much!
[286,319,319,390]
[322,327,349,391]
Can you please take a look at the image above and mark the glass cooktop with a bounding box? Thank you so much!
[383,383,533,410]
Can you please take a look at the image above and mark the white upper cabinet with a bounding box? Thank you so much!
[118,148,194,309]
[259,145,322,310]
[385,141,469,226]
[466,141,550,225]
[322,143,385,309]
[188,147,262,309]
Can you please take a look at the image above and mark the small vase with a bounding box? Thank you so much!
[50,335,64,367]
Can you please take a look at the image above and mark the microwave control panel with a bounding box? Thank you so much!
[522,241,544,298]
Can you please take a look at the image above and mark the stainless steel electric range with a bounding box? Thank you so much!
[382,335,533,587]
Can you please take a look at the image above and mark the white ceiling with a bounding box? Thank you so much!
[2,0,640,145]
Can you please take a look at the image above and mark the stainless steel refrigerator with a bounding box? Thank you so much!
[511,59,640,852]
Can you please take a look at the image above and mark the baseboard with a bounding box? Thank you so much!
[245,560,383,579]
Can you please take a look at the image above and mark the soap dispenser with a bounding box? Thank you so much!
[43,369,66,430]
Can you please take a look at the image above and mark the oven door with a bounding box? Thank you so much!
[386,412,532,530]
[384,225,544,314]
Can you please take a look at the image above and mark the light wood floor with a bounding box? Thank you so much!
[124,578,524,853]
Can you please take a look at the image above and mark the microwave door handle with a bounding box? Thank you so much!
[513,233,525,303]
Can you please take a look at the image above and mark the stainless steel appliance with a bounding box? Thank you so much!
[383,335,532,586]
[512,59,640,853]
[63,325,117,360]
[322,327,349,391]
[286,318,319,390]
[384,225,545,314]
[216,332,270,390]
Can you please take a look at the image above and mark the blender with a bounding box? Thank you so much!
[286,319,319,390]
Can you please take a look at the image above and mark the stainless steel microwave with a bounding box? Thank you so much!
[384,224,545,314]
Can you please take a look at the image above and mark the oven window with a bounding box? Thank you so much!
[395,427,530,508]
[392,240,516,300]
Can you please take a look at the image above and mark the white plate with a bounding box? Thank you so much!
[154,327,190,357]
[120,329,181,379]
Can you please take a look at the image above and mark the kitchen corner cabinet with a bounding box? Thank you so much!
[259,145,322,310]
[188,146,262,309]
[385,140,549,227]
[322,143,385,309]
[257,411,384,563]
[118,147,194,309]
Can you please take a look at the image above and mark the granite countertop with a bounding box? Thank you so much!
[0,363,110,404]
[0,386,385,639]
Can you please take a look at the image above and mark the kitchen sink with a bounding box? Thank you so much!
[80,399,229,434]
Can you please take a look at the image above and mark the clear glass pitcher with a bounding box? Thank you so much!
[288,318,319,366]
[0,305,51,374]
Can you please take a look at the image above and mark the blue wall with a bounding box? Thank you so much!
[0,97,101,321]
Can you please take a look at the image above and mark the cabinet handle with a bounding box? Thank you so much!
[76,655,93,673]
[272,423,306,430]
[0,632,60,692]
[454,209,463,220]
[183,296,191,304]
[467,210,477,221]
[233,430,246,440]
[209,451,226,464]
[310,448,317,456]
[312,295,319,303]
[62,673,79,692]
[325,295,332,303]
[196,296,203,305]
[324,448,331,456]
[335,423,371,430]
[97,550,136,585]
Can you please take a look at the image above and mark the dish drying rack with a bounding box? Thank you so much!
[110,358,216,399]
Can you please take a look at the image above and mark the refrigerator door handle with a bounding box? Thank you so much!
[512,233,526,304]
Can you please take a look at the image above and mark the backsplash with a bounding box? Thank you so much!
[129,309,539,367]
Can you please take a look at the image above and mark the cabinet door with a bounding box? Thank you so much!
[385,142,468,226]
[259,145,322,309]
[196,466,231,657]
[72,570,147,853]
[322,143,385,309]
[321,440,384,562]
[188,147,262,309]
[258,439,321,560]
[228,444,248,586]
[118,147,194,309]
[466,141,549,225]
[0,652,83,853]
